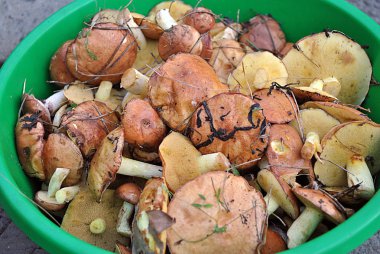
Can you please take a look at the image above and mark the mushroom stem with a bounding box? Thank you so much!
[47,168,70,198]
[116,202,134,237]
[52,104,67,132]
[156,9,177,30]
[309,79,324,91]
[197,152,231,174]
[301,132,322,160]
[121,68,149,96]
[346,155,375,200]
[127,17,147,49]
[263,194,280,215]
[95,81,113,101]
[119,157,162,179]
[55,185,80,204]
[287,206,324,248]
[90,218,107,234]
[44,90,68,114]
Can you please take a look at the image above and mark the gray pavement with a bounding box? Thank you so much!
[0,0,379,253]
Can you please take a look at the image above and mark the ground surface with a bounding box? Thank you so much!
[0,0,379,253]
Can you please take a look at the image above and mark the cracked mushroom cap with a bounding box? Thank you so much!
[283,31,372,105]
[60,100,119,158]
[189,93,269,170]
[292,187,346,225]
[314,121,380,186]
[252,88,296,124]
[122,99,167,151]
[49,40,76,86]
[42,133,84,187]
[66,23,137,85]
[15,113,45,180]
[148,53,228,131]
[266,124,311,183]
[167,171,267,254]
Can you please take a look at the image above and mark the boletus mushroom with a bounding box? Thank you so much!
[183,7,215,34]
[167,171,267,254]
[49,40,76,86]
[189,93,269,170]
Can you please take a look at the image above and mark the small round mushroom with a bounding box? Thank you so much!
[286,186,346,248]
[15,113,45,180]
[49,40,76,86]
[183,7,215,34]
[189,93,269,171]
[35,190,66,212]
[148,53,228,132]
[283,31,372,104]
[167,171,267,254]
[115,182,142,205]
[122,99,167,152]
[240,15,286,54]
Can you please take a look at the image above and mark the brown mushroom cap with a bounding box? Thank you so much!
[240,15,286,54]
[148,53,228,131]
[261,227,287,254]
[314,121,380,186]
[22,94,52,125]
[34,191,66,212]
[266,124,311,183]
[42,133,84,187]
[292,187,346,224]
[122,99,167,151]
[183,7,215,34]
[189,93,269,170]
[115,182,142,205]
[167,171,267,254]
[199,32,213,60]
[252,88,296,124]
[49,40,75,86]
[66,23,137,85]
[208,39,245,83]
[301,101,369,123]
[60,100,119,158]
[132,13,164,40]
[278,42,294,58]
[283,31,372,105]
[158,24,203,60]
[291,86,337,103]
[15,113,45,180]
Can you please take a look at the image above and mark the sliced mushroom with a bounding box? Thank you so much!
[167,171,267,254]
[159,132,231,192]
[183,7,215,34]
[227,52,288,95]
[189,93,269,170]
[287,187,346,248]
[15,113,45,180]
[49,40,76,86]
[283,31,372,104]
[148,53,228,131]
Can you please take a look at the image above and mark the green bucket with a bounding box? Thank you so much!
[0,0,379,253]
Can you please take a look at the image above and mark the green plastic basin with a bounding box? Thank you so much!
[0,0,379,253]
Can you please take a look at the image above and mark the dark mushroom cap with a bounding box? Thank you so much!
[183,7,215,34]
[291,86,337,103]
[132,13,164,40]
[199,32,213,60]
[189,93,269,170]
[115,182,142,205]
[49,40,76,86]
[22,94,52,125]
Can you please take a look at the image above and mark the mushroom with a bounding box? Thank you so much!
[199,32,213,60]
[282,31,372,105]
[131,147,161,163]
[227,52,288,95]
[47,167,70,198]
[290,86,337,103]
[189,92,269,171]
[286,186,346,248]
[94,81,126,111]
[122,99,167,152]
[252,88,297,124]
[87,127,162,202]
[132,13,164,40]
[61,187,128,251]
[49,40,76,86]
[115,242,132,254]
[240,15,286,54]
[211,22,242,41]
[132,39,162,76]
[15,113,45,180]
[167,171,267,254]
[278,42,294,58]
[314,121,380,200]
[148,1,192,22]
[60,100,119,158]
[42,133,84,187]
[55,185,80,204]
[208,39,246,83]
[34,190,66,212]
[121,68,149,98]
[159,131,231,192]
[148,53,228,131]
[183,7,215,34]
[257,169,299,219]
[261,226,287,254]
[63,82,94,105]
[21,93,52,125]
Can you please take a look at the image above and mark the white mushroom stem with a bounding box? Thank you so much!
[52,104,67,132]
[35,190,66,211]
[90,218,107,234]
[95,81,113,101]
[287,206,324,248]
[44,90,68,114]
[156,9,177,30]
[55,185,80,204]
[116,202,134,237]
[127,16,147,49]
[301,132,322,160]
[197,152,231,174]
[47,168,70,198]
[120,68,149,96]
[309,79,324,90]
[263,194,279,215]
[346,155,375,200]
[119,157,162,179]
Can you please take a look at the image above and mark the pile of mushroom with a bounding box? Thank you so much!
[15,1,379,253]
